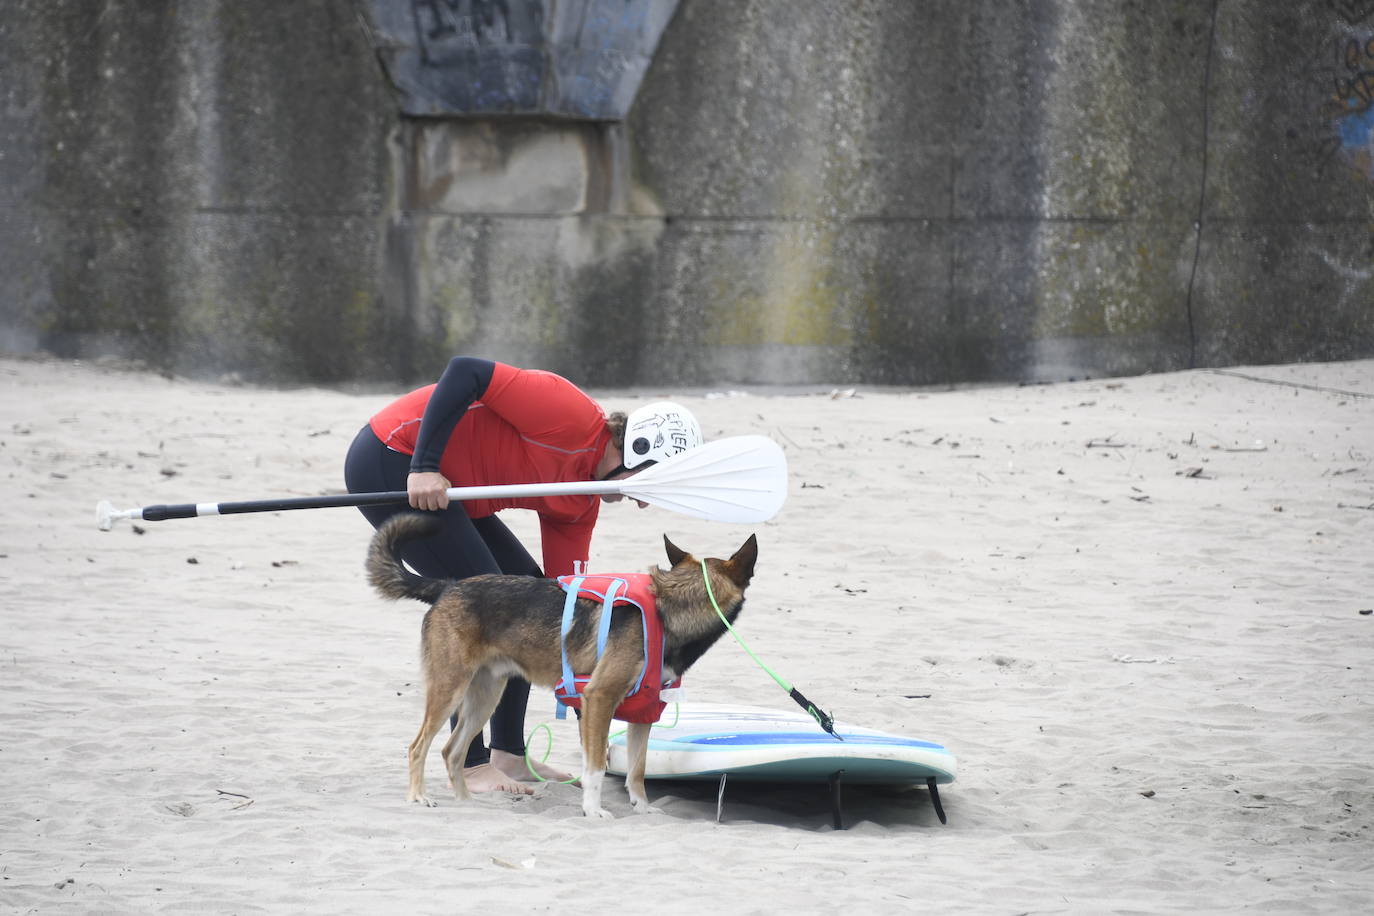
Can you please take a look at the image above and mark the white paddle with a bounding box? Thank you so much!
[96,434,787,530]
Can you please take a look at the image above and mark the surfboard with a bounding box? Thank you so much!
[605,702,956,787]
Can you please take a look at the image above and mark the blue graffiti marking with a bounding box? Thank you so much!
[1339,106,1374,147]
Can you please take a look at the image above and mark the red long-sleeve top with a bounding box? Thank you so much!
[369,359,610,577]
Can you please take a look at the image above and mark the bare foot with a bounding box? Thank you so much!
[491,748,577,785]
[461,762,535,796]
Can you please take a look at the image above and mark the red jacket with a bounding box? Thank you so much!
[369,361,609,577]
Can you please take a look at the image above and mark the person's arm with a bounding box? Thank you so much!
[538,513,597,578]
[407,357,495,510]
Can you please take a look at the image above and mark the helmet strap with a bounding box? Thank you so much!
[598,459,656,481]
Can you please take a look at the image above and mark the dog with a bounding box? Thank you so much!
[366,513,759,819]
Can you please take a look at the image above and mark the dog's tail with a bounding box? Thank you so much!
[366,513,448,605]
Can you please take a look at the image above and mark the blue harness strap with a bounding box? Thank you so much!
[557,576,585,716]
[596,578,625,655]
[555,576,629,720]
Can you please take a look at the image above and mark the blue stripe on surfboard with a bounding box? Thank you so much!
[670,732,948,750]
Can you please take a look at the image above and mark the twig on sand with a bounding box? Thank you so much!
[774,426,804,449]
[1210,369,1374,400]
[217,789,254,810]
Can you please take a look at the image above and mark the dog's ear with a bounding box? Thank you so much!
[663,534,691,568]
[723,534,758,587]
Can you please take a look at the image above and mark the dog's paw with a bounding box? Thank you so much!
[408,793,438,808]
[583,806,615,820]
[631,800,664,815]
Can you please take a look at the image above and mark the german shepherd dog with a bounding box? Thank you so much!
[366,514,759,819]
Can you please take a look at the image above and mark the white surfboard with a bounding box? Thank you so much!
[606,702,956,786]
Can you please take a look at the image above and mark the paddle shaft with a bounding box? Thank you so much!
[100,434,786,528]
[134,480,624,522]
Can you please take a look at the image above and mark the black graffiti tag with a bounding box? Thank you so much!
[413,0,513,59]
[1333,35,1374,114]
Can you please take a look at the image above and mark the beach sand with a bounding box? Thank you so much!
[1,355,1371,913]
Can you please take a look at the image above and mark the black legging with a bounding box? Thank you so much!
[345,425,540,768]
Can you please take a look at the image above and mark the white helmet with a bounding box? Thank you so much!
[622,401,703,470]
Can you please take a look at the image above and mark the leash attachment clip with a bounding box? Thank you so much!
[788,687,843,741]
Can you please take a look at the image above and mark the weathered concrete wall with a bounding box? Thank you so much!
[2,0,1372,387]
[618,0,1374,384]
[0,0,403,383]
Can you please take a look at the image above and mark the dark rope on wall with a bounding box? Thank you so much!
[1184,0,1222,370]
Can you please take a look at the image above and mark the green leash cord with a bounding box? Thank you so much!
[523,722,581,784]
[700,560,843,741]
[523,692,684,784]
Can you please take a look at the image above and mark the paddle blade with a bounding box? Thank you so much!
[620,435,788,523]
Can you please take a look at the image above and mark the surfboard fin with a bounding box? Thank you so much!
[789,687,843,741]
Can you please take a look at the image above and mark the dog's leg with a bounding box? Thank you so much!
[624,721,662,814]
[576,693,620,819]
[439,667,507,801]
[408,679,466,807]
[623,721,659,814]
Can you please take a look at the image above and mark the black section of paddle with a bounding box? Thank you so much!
[138,490,409,521]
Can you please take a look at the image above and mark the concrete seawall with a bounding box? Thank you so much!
[2,0,1371,386]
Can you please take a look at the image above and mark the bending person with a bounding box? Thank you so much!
[344,355,703,794]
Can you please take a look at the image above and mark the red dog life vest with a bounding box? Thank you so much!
[553,573,681,724]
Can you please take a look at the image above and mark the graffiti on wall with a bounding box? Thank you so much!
[1320,0,1374,178]
[412,0,523,64]
[1320,33,1374,178]
[364,0,676,118]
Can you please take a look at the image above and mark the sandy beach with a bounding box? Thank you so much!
[1,354,1371,914]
